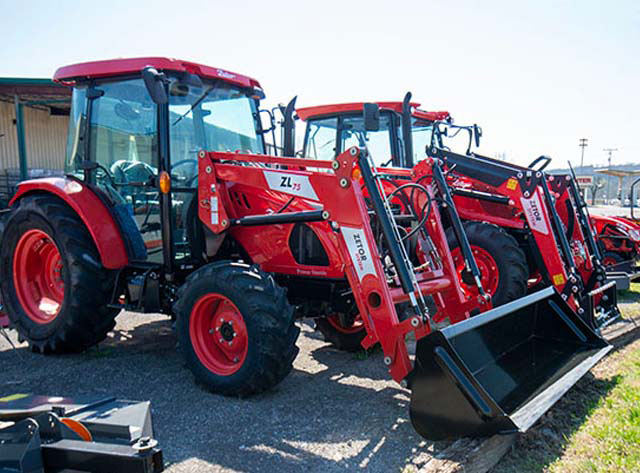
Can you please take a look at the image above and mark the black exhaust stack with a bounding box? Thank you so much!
[282,96,297,157]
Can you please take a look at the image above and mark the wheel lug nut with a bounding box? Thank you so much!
[233,357,239,362]
[209,329,214,334]
[228,341,233,346]
[219,338,224,344]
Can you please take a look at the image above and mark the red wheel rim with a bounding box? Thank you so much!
[451,246,500,296]
[326,313,364,334]
[13,229,64,324]
[190,294,248,376]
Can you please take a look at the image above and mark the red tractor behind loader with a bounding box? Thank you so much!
[0,59,611,441]
[591,214,640,269]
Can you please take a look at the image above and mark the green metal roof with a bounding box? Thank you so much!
[0,77,60,86]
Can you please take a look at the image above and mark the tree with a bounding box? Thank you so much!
[590,177,605,205]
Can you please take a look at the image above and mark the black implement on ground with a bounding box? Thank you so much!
[0,394,163,473]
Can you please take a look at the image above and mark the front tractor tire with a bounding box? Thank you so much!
[0,195,119,353]
[447,222,528,307]
[174,261,300,397]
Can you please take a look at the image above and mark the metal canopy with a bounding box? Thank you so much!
[595,168,640,178]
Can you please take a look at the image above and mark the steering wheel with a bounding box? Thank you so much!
[110,160,156,184]
[527,155,552,171]
[171,159,198,186]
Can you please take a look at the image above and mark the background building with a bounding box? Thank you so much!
[0,78,71,204]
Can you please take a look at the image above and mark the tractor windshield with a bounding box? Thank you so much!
[303,112,400,167]
[411,119,435,163]
[168,77,264,169]
[303,111,436,167]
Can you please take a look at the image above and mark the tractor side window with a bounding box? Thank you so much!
[304,118,338,160]
[89,79,158,183]
[88,79,162,263]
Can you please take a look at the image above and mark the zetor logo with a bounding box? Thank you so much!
[352,233,368,268]
[520,193,549,235]
[216,69,236,79]
[279,175,302,192]
[342,226,375,281]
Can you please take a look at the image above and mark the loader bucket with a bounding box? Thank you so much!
[409,286,612,440]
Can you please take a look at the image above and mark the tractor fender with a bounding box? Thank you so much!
[10,177,129,269]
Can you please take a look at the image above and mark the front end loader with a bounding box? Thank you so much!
[0,59,611,441]
[293,95,620,331]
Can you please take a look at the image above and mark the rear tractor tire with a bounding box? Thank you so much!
[447,222,528,307]
[315,313,366,352]
[174,261,299,396]
[0,195,119,353]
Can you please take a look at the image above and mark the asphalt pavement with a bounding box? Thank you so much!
[0,312,440,472]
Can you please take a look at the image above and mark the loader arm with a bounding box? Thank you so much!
[195,147,466,382]
[429,147,582,300]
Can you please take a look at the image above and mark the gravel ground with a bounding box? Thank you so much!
[0,313,439,472]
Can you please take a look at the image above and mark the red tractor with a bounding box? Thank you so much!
[591,214,640,269]
[0,59,610,440]
[291,94,619,331]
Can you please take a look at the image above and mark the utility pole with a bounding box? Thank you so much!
[603,148,619,203]
[579,138,588,168]
[603,148,618,168]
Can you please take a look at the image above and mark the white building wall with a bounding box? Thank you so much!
[0,100,68,172]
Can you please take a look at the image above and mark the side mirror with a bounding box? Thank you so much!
[142,67,168,105]
[363,103,380,131]
[474,124,482,147]
[258,109,276,134]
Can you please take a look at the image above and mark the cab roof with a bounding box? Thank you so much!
[296,102,450,122]
[54,57,261,90]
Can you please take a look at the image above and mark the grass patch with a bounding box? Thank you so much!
[493,337,640,473]
[617,282,640,305]
[546,347,640,473]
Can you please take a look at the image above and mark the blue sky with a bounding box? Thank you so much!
[1,0,638,168]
